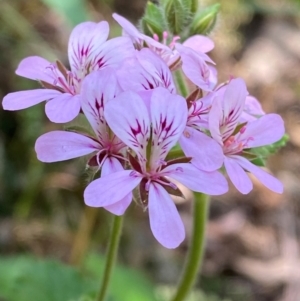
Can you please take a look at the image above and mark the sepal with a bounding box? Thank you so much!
[140,1,167,38]
[189,3,220,35]
[184,0,198,15]
[164,0,190,35]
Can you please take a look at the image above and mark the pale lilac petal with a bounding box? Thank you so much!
[80,68,120,141]
[68,21,109,74]
[241,95,265,122]
[239,114,285,148]
[208,95,223,145]
[102,157,132,215]
[245,96,265,115]
[187,92,214,128]
[45,94,81,123]
[117,50,175,94]
[137,90,152,112]
[150,88,187,166]
[113,13,173,64]
[104,91,150,160]
[240,112,257,122]
[208,65,218,90]
[136,48,176,93]
[176,43,214,64]
[179,127,224,171]
[163,163,228,195]
[142,34,172,53]
[175,43,214,92]
[2,89,61,111]
[183,35,214,53]
[84,170,142,207]
[90,37,134,71]
[16,56,54,83]
[112,13,142,45]
[35,131,100,162]
[104,193,132,216]
[101,156,123,175]
[148,183,185,249]
[210,78,248,144]
[224,156,252,194]
[116,56,158,92]
[233,155,283,193]
[221,78,248,141]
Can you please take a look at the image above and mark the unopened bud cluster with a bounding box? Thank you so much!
[141,0,220,40]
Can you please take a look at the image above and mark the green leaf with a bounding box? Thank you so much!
[40,0,90,26]
[0,255,157,301]
[0,256,95,301]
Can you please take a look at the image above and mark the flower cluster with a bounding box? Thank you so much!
[2,14,285,248]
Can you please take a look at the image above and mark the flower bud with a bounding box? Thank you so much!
[141,1,167,38]
[190,3,220,35]
[164,0,189,35]
[184,0,198,15]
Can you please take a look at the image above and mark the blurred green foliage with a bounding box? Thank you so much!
[0,254,157,301]
[0,253,235,301]
[40,0,89,25]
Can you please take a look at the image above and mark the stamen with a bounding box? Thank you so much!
[155,178,178,190]
[96,149,106,167]
[113,154,129,163]
[239,125,246,134]
[224,136,235,147]
[163,31,168,44]
[184,131,191,138]
[130,170,141,177]
[158,159,167,166]
[169,36,180,49]
[153,33,159,41]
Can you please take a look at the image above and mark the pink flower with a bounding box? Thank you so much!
[84,88,228,248]
[3,21,133,123]
[35,69,132,215]
[209,78,284,194]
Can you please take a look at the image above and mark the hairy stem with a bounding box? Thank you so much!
[96,214,124,301]
[171,193,209,301]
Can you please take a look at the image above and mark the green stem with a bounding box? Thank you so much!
[175,70,189,97]
[171,193,209,301]
[96,215,124,301]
